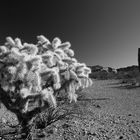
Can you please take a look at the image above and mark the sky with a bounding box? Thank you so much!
[0,0,140,68]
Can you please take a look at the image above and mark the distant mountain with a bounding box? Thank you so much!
[88,65,117,73]
[89,65,139,73]
[88,65,103,72]
[88,65,117,79]
[88,65,139,80]
[117,65,139,72]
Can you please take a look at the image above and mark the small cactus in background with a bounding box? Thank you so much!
[0,35,92,137]
[138,48,140,72]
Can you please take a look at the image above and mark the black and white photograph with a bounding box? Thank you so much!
[0,0,140,139]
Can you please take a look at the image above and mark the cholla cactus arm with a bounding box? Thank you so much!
[57,41,71,50]
[61,70,70,80]
[42,52,57,67]
[21,43,38,56]
[64,49,74,57]
[6,37,15,47]
[52,37,62,49]
[69,70,79,81]
[37,35,50,46]
[15,38,24,49]
[0,46,9,54]
[63,58,77,65]
[66,81,77,103]
[55,49,67,60]
[42,87,56,107]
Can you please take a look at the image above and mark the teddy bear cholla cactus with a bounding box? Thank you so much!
[0,35,92,115]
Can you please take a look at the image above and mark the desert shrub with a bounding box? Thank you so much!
[116,66,139,79]
[90,71,109,80]
[115,68,140,86]
[0,35,92,138]
[116,70,139,79]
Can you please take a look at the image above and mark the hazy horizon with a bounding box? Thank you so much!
[0,0,140,69]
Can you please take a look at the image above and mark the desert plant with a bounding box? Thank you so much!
[0,35,92,138]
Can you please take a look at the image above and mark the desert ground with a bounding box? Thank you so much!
[0,79,140,140]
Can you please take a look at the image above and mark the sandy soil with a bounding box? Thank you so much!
[86,79,140,118]
[0,79,140,140]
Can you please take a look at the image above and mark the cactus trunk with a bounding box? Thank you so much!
[138,48,140,72]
